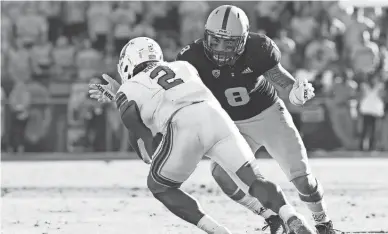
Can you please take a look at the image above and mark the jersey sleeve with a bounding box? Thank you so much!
[175,41,199,65]
[257,35,282,73]
[115,84,157,161]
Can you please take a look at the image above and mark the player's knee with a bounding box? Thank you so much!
[147,173,169,195]
[248,179,283,209]
[292,174,317,194]
[210,162,240,197]
[236,161,284,209]
[235,160,265,187]
[292,175,324,203]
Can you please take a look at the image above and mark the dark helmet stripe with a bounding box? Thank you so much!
[221,6,232,30]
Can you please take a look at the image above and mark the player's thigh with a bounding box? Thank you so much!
[262,101,311,181]
[234,113,269,154]
[148,123,203,192]
[206,133,258,187]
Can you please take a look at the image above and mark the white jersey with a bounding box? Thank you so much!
[118,61,217,134]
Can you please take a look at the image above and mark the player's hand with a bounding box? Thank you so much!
[89,74,120,103]
[289,77,315,106]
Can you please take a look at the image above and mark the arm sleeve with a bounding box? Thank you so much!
[175,43,196,63]
[115,91,157,159]
[259,36,282,72]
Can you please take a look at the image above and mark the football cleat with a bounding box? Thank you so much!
[262,215,287,234]
[286,215,318,234]
[316,221,342,234]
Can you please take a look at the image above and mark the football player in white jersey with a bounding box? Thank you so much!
[89,37,317,234]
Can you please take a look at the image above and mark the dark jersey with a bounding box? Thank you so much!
[176,33,280,121]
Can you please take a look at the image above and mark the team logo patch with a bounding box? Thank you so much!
[212,69,220,78]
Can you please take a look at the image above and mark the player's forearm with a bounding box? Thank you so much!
[263,63,295,99]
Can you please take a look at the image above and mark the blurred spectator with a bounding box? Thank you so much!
[328,18,347,57]
[52,36,76,81]
[63,1,88,43]
[131,17,156,38]
[144,1,169,24]
[326,74,359,150]
[381,76,388,150]
[75,40,103,81]
[67,83,89,152]
[106,102,128,152]
[255,1,285,38]
[1,87,6,151]
[2,2,24,24]
[351,31,380,74]
[30,36,53,82]
[179,1,209,45]
[8,39,32,83]
[159,33,180,62]
[37,1,63,43]
[111,2,136,54]
[103,44,119,79]
[358,76,385,151]
[127,1,144,22]
[305,37,338,73]
[378,8,388,47]
[343,8,375,59]
[24,81,52,152]
[87,2,112,52]
[1,15,13,47]
[326,2,353,26]
[1,40,11,85]
[85,78,107,152]
[363,7,383,22]
[150,2,180,33]
[15,3,48,48]
[290,3,318,46]
[8,82,30,153]
[273,29,296,72]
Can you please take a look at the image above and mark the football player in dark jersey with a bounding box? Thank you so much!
[176,5,337,234]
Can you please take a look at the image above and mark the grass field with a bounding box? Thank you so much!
[2,156,388,234]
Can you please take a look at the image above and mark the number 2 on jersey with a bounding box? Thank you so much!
[224,87,250,106]
[149,66,184,90]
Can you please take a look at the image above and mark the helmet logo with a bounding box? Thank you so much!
[212,69,220,78]
[216,29,231,36]
[148,44,154,52]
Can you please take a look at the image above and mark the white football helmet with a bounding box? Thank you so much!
[117,37,163,83]
[204,5,250,66]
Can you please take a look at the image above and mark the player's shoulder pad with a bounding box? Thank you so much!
[247,33,281,70]
[176,38,203,62]
[171,60,200,77]
[171,60,196,70]
[118,79,147,99]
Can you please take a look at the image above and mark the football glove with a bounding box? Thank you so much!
[289,77,315,106]
[89,74,120,103]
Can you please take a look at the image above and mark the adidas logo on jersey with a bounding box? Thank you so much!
[242,67,253,74]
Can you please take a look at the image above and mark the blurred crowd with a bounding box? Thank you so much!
[1,1,388,154]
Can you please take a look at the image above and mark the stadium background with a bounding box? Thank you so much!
[1,1,388,157]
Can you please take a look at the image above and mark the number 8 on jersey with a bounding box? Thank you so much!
[224,87,250,107]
